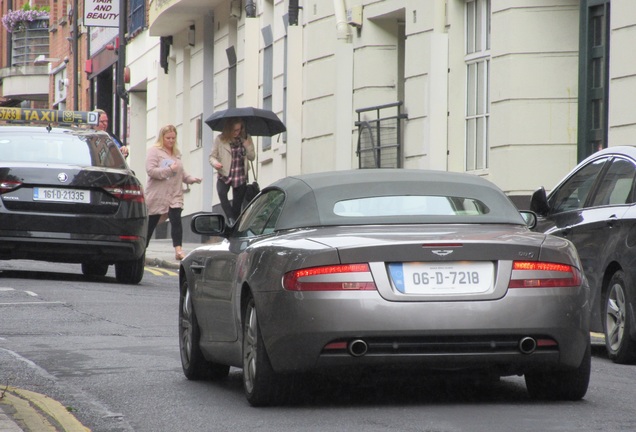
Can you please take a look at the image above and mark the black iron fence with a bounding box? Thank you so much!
[355,101,407,169]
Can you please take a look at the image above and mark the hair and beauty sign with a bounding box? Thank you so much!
[84,0,119,27]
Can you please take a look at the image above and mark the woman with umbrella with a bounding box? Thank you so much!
[209,117,256,223]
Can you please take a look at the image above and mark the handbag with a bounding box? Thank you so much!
[244,160,260,205]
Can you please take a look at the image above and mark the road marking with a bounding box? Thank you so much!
[0,301,63,306]
[0,287,15,291]
[144,267,178,276]
[24,291,38,297]
[7,387,90,432]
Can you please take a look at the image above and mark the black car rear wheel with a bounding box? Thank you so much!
[604,271,636,363]
[243,296,296,406]
[115,254,145,284]
[525,341,591,401]
[81,262,109,277]
[179,279,230,380]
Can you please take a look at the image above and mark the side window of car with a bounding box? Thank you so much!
[549,158,607,213]
[590,158,636,207]
[235,190,285,238]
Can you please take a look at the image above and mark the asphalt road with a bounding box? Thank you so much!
[1,260,636,432]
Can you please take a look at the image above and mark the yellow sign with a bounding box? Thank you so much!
[0,108,99,125]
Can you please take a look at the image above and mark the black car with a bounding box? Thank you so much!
[0,108,147,284]
[530,146,636,363]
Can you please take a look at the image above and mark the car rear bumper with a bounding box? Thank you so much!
[255,287,591,375]
[0,231,146,263]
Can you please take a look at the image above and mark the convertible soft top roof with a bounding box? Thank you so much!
[266,169,526,230]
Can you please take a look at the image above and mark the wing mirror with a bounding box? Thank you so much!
[519,211,537,229]
[529,187,550,216]
[191,214,227,236]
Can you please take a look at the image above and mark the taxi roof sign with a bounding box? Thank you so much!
[0,108,98,126]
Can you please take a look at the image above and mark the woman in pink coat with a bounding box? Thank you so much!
[145,125,201,260]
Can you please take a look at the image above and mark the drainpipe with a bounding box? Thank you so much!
[117,0,128,145]
[333,0,351,41]
[333,0,354,170]
[73,0,79,109]
[117,0,128,105]
[245,0,256,18]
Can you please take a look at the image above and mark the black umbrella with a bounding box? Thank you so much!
[205,107,286,137]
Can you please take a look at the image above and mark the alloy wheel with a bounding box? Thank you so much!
[606,281,626,353]
[243,303,258,394]
[180,287,193,366]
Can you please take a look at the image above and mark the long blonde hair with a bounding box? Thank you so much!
[154,124,181,156]
[219,118,246,142]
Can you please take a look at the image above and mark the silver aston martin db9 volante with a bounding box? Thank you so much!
[179,169,591,406]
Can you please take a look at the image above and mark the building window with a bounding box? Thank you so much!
[129,0,145,36]
[355,102,407,169]
[465,0,490,171]
[261,25,274,151]
[226,46,237,108]
[578,1,610,160]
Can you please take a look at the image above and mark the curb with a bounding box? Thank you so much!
[145,257,180,270]
[0,387,88,432]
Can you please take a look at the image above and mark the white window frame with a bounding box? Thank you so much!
[465,0,490,172]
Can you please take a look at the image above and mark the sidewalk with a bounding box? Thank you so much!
[144,238,206,270]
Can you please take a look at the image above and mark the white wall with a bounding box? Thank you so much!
[488,1,579,197]
[608,0,636,147]
[129,0,636,217]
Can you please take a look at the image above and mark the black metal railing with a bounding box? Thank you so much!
[355,101,407,169]
[11,19,49,66]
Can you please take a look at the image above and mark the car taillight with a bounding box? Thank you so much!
[0,180,22,194]
[282,263,377,291]
[103,185,145,203]
[508,261,582,288]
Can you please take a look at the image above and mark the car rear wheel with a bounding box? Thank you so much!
[81,262,109,277]
[604,271,636,363]
[115,254,145,284]
[179,279,230,380]
[525,341,590,401]
[242,296,295,406]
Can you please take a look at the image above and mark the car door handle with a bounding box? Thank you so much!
[190,263,205,274]
[561,227,571,237]
[606,215,618,228]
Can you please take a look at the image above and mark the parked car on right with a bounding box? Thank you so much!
[530,146,636,363]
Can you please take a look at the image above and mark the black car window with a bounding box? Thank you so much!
[549,158,607,213]
[0,130,126,169]
[235,190,285,238]
[590,158,636,207]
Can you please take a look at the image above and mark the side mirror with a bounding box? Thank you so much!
[519,211,537,229]
[529,187,550,216]
[191,214,227,236]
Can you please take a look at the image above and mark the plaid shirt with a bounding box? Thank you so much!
[219,139,247,187]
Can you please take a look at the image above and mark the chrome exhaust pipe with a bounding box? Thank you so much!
[519,336,537,355]
[348,339,368,357]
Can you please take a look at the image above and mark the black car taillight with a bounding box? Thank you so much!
[0,180,22,194]
[508,261,582,288]
[103,185,145,203]
[282,264,377,291]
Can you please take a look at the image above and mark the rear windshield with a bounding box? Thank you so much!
[334,195,489,217]
[0,130,127,169]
